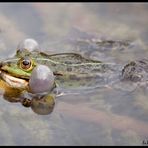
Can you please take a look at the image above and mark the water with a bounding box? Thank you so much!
[0,3,148,145]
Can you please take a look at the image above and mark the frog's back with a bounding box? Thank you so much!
[46,52,101,64]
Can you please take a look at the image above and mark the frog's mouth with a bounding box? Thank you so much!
[0,70,29,89]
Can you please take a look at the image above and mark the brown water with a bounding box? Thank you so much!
[0,3,148,146]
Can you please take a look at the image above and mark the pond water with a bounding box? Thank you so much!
[0,3,148,146]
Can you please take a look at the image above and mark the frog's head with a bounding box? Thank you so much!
[0,56,37,89]
[0,38,56,92]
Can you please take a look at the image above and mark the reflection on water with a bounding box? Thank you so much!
[0,3,148,146]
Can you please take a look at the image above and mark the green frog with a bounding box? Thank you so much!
[0,39,118,114]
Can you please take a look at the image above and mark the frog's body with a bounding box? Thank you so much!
[33,52,113,89]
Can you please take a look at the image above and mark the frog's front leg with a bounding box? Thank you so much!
[0,79,26,103]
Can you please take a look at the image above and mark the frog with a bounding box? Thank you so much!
[0,39,119,115]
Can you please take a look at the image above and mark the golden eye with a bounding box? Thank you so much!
[19,57,33,71]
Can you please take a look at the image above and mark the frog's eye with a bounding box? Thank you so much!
[19,57,33,71]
